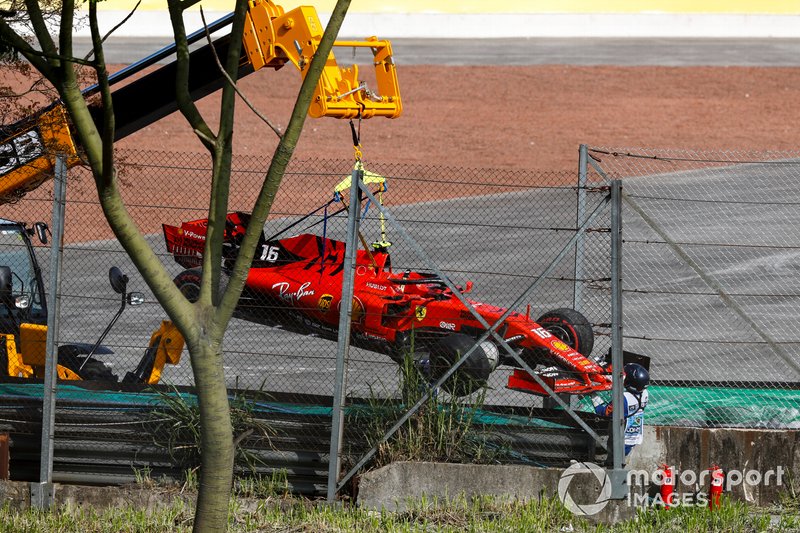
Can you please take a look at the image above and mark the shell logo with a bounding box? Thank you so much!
[351,297,365,323]
[552,340,570,352]
[336,296,365,323]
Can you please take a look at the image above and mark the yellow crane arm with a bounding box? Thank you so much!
[0,0,401,204]
[242,0,401,119]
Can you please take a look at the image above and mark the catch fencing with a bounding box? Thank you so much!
[584,147,800,429]
[5,145,797,497]
[0,147,618,494]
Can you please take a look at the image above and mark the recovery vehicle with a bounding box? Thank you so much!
[0,218,184,383]
[0,0,401,203]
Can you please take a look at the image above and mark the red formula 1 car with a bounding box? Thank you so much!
[162,211,611,396]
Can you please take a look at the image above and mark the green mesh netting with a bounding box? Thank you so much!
[3,382,797,428]
[579,385,800,428]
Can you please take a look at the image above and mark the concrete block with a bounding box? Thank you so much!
[0,480,29,510]
[357,461,635,525]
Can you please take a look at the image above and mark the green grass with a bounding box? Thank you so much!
[1,492,798,532]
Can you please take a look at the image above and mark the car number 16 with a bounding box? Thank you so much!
[260,245,279,262]
[532,327,552,339]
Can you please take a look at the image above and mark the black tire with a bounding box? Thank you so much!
[76,358,118,381]
[429,333,493,397]
[0,341,9,377]
[58,347,118,382]
[174,268,202,303]
[536,308,594,357]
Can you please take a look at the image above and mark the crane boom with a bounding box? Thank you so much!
[0,0,401,204]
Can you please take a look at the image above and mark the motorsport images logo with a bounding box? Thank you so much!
[557,461,612,516]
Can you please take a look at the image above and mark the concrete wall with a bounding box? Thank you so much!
[1,424,796,519]
[358,425,800,519]
[0,480,192,511]
[627,425,799,506]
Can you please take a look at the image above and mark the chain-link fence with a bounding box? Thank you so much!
[585,147,800,429]
[0,147,620,491]
[12,145,793,494]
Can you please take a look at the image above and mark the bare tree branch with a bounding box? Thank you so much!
[217,0,353,329]
[193,127,216,145]
[22,0,57,66]
[200,0,250,307]
[0,18,54,79]
[58,0,75,68]
[82,0,142,63]
[88,0,115,189]
[200,7,283,139]
[166,0,215,151]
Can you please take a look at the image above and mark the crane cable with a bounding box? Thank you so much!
[349,114,391,252]
[345,114,380,269]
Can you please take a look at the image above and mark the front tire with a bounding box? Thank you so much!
[536,308,594,357]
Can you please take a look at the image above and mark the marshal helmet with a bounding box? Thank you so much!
[623,363,649,392]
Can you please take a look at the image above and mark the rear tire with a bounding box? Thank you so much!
[58,347,118,382]
[536,308,594,357]
[76,358,118,381]
[174,269,230,304]
[429,333,493,397]
[174,268,202,303]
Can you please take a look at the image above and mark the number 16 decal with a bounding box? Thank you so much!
[532,327,552,339]
[260,245,279,262]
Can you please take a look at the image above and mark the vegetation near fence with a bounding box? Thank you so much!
[1,490,798,532]
[348,353,499,469]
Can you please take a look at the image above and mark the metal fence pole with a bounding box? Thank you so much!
[32,155,68,509]
[334,184,613,492]
[609,179,627,499]
[326,166,362,502]
[573,144,588,312]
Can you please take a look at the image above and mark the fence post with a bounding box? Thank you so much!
[574,144,588,312]
[608,179,627,499]
[32,155,68,509]
[326,165,362,502]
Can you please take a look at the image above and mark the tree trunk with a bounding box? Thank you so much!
[190,336,234,533]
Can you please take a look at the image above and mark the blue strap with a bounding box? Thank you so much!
[361,199,371,222]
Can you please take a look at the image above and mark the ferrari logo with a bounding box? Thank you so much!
[415,306,427,321]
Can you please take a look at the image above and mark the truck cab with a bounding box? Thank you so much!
[0,218,48,331]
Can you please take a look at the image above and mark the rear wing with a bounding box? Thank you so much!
[163,212,255,269]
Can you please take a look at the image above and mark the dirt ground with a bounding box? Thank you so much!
[118,64,800,172]
[5,63,800,240]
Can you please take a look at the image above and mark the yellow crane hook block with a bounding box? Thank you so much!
[243,0,402,119]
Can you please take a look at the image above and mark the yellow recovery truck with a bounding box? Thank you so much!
[0,0,402,383]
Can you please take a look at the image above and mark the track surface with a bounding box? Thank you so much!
[18,36,800,401]
[77,37,800,66]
